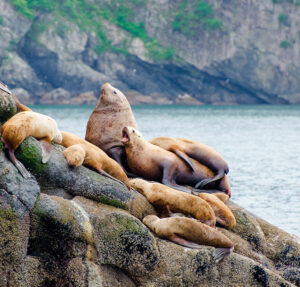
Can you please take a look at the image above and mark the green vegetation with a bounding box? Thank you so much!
[11,0,174,61]
[172,1,223,37]
[273,0,300,4]
[0,16,3,25]
[280,40,291,48]
[278,14,289,26]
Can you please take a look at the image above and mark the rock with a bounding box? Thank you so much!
[10,88,33,105]
[40,88,71,104]
[0,89,17,125]
[14,137,155,219]
[72,91,97,105]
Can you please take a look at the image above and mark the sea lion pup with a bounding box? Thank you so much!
[122,126,230,195]
[143,215,233,262]
[150,137,229,189]
[61,131,130,190]
[85,83,137,176]
[129,178,216,227]
[198,193,236,230]
[1,111,62,178]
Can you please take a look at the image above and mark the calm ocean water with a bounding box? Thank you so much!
[32,105,300,237]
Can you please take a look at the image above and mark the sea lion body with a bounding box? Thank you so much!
[122,127,229,195]
[198,193,236,230]
[143,215,233,261]
[129,178,216,227]
[61,131,130,189]
[85,83,137,174]
[1,111,62,177]
[150,137,229,189]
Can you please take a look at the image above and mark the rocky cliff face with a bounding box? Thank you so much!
[0,0,300,104]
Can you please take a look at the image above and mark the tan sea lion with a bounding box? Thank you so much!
[198,193,236,230]
[1,111,62,178]
[129,178,216,227]
[61,131,130,190]
[150,137,229,189]
[85,83,137,175]
[213,192,229,203]
[143,215,234,262]
[122,126,230,195]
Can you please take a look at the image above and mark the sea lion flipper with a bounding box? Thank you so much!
[212,247,233,263]
[7,149,31,178]
[172,149,195,172]
[40,138,52,164]
[167,235,202,249]
[195,171,225,189]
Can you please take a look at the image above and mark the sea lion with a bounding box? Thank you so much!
[129,178,216,227]
[1,111,62,178]
[150,137,229,189]
[143,215,233,262]
[198,193,236,230]
[61,131,130,190]
[85,83,137,175]
[122,126,230,195]
[212,192,229,203]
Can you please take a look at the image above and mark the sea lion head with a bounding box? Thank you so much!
[121,126,143,146]
[99,83,127,107]
[63,144,85,168]
[142,215,159,227]
[129,178,150,195]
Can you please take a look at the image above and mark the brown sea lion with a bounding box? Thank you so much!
[129,178,216,227]
[198,193,236,230]
[122,126,231,195]
[143,215,234,262]
[1,111,62,178]
[212,192,229,203]
[85,83,137,175]
[150,137,229,189]
[61,131,130,190]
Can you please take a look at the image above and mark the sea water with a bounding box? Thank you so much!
[32,104,300,237]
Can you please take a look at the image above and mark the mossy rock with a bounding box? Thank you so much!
[0,90,17,125]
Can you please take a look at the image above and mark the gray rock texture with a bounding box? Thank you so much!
[0,0,299,104]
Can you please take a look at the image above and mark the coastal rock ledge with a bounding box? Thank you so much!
[1,92,300,287]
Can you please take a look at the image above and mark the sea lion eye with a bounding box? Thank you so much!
[133,130,135,133]
[113,90,117,95]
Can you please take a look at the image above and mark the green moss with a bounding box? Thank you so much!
[0,208,16,221]
[99,196,127,210]
[172,1,223,37]
[0,140,3,152]
[280,40,291,48]
[278,14,289,26]
[15,137,46,174]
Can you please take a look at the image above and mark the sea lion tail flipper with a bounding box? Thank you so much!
[7,149,31,178]
[167,235,202,249]
[170,147,194,172]
[195,171,225,189]
[212,247,233,263]
[40,138,53,164]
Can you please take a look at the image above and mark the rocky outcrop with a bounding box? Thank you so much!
[0,91,300,286]
[0,0,300,104]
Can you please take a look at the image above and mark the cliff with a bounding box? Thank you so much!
[0,0,300,105]
[1,90,300,287]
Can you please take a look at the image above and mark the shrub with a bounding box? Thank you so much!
[280,40,291,48]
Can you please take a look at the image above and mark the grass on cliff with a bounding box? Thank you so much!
[11,0,174,61]
[172,1,223,37]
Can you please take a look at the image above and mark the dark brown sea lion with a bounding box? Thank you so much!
[129,178,216,227]
[150,137,229,189]
[122,126,231,195]
[61,131,130,190]
[1,111,62,178]
[143,215,234,262]
[85,83,137,175]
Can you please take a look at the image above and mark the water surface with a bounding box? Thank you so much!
[33,105,300,237]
